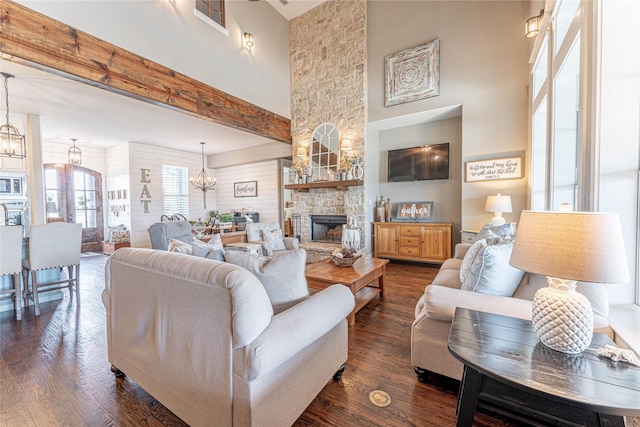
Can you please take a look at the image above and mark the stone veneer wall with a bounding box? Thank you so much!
[289,0,367,245]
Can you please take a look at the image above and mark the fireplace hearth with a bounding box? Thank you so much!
[310,215,347,243]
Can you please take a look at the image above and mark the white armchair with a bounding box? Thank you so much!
[0,226,23,320]
[22,222,82,316]
[245,222,299,256]
[104,248,355,427]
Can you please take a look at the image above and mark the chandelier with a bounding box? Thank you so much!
[0,73,26,159]
[68,138,82,165]
[190,142,216,209]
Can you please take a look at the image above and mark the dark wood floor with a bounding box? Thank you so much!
[0,255,511,426]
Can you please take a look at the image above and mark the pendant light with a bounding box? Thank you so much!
[0,73,27,159]
[190,142,216,209]
[68,138,82,165]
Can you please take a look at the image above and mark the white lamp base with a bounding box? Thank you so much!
[490,213,506,226]
[531,277,594,354]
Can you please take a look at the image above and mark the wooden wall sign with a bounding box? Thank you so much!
[465,157,523,182]
[396,202,433,221]
[234,181,257,198]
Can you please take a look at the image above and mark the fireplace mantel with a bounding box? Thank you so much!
[284,179,363,193]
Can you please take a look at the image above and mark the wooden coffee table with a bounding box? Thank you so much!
[305,257,389,326]
[448,308,640,427]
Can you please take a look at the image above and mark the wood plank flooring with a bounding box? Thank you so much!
[0,255,511,426]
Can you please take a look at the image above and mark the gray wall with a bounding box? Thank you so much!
[366,1,530,232]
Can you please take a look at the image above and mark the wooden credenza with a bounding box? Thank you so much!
[373,222,452,264]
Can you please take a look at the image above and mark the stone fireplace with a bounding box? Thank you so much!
[310,215,347,243]
[290,0,367,258]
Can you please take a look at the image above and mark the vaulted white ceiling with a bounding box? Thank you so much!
[1,1,326,156]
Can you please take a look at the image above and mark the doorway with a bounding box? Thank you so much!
[44,164,104,252]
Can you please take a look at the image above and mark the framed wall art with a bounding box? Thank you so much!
[465,157,523,182]
[234,181,258,197]
[385,39,440,107]
[396,202,434,221]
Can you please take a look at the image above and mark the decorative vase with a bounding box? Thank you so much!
[341,171,347,181]
[351,164,364,180]
[347,170,353,180]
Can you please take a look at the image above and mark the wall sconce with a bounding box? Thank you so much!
[295,145,308,169]
[244,32,254,48]
[525,9,544,39]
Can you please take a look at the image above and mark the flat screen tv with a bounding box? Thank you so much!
[387,143,450,182]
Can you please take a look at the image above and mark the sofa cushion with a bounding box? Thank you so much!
[262,229,286,252]
[225,249,309,314]
[462,240,525,296]
[168,238,192,254]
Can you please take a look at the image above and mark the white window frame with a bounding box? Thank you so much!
[162,165,190,217]
[194,0,229,37]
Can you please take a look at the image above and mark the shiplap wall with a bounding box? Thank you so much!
[215,160,281,225]
[104,143,131,231]
[40,141,282,247]
[129,142,211,248]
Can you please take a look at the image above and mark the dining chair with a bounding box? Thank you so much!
[0,226,24,320]
[22,222,82,316]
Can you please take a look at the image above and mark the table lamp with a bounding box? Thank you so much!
[484,194,512,225]
[510,211,630,354]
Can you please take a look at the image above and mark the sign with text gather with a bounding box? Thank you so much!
[465,157,523,182]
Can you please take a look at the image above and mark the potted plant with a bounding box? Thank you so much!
[217,213,234,230]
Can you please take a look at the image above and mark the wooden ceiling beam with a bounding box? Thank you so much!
[0,0,292,144]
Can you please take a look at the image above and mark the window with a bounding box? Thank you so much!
[530,0,581,211]
[74,170,97,228]
[162,165,189,217]
[194,0,228,35]
[529,0,640,305]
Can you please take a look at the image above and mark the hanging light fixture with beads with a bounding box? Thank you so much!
[0,73,27,159]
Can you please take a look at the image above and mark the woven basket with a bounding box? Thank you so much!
[332,255,359,267]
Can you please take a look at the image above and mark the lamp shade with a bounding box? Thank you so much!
[484,194,512,213]
[510,211,630,284]
[296,146,307,157]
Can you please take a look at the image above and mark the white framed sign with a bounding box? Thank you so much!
[465,157,523,182]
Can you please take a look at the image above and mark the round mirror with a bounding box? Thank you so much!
[310,122,340,181]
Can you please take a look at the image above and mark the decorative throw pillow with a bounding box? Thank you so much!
[459,238,487,284]
[191,238,212,257]
[224,248,309,314]
[205,249,225,262]
[110,230,130,243]
[206,233,223,251]
[476,222,515,241]
[106,224,126,242]
[461,240,525,296]
[168,238,192,255]
[262,229,286,253]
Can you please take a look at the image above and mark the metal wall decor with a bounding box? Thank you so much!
[385,39,440,107]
